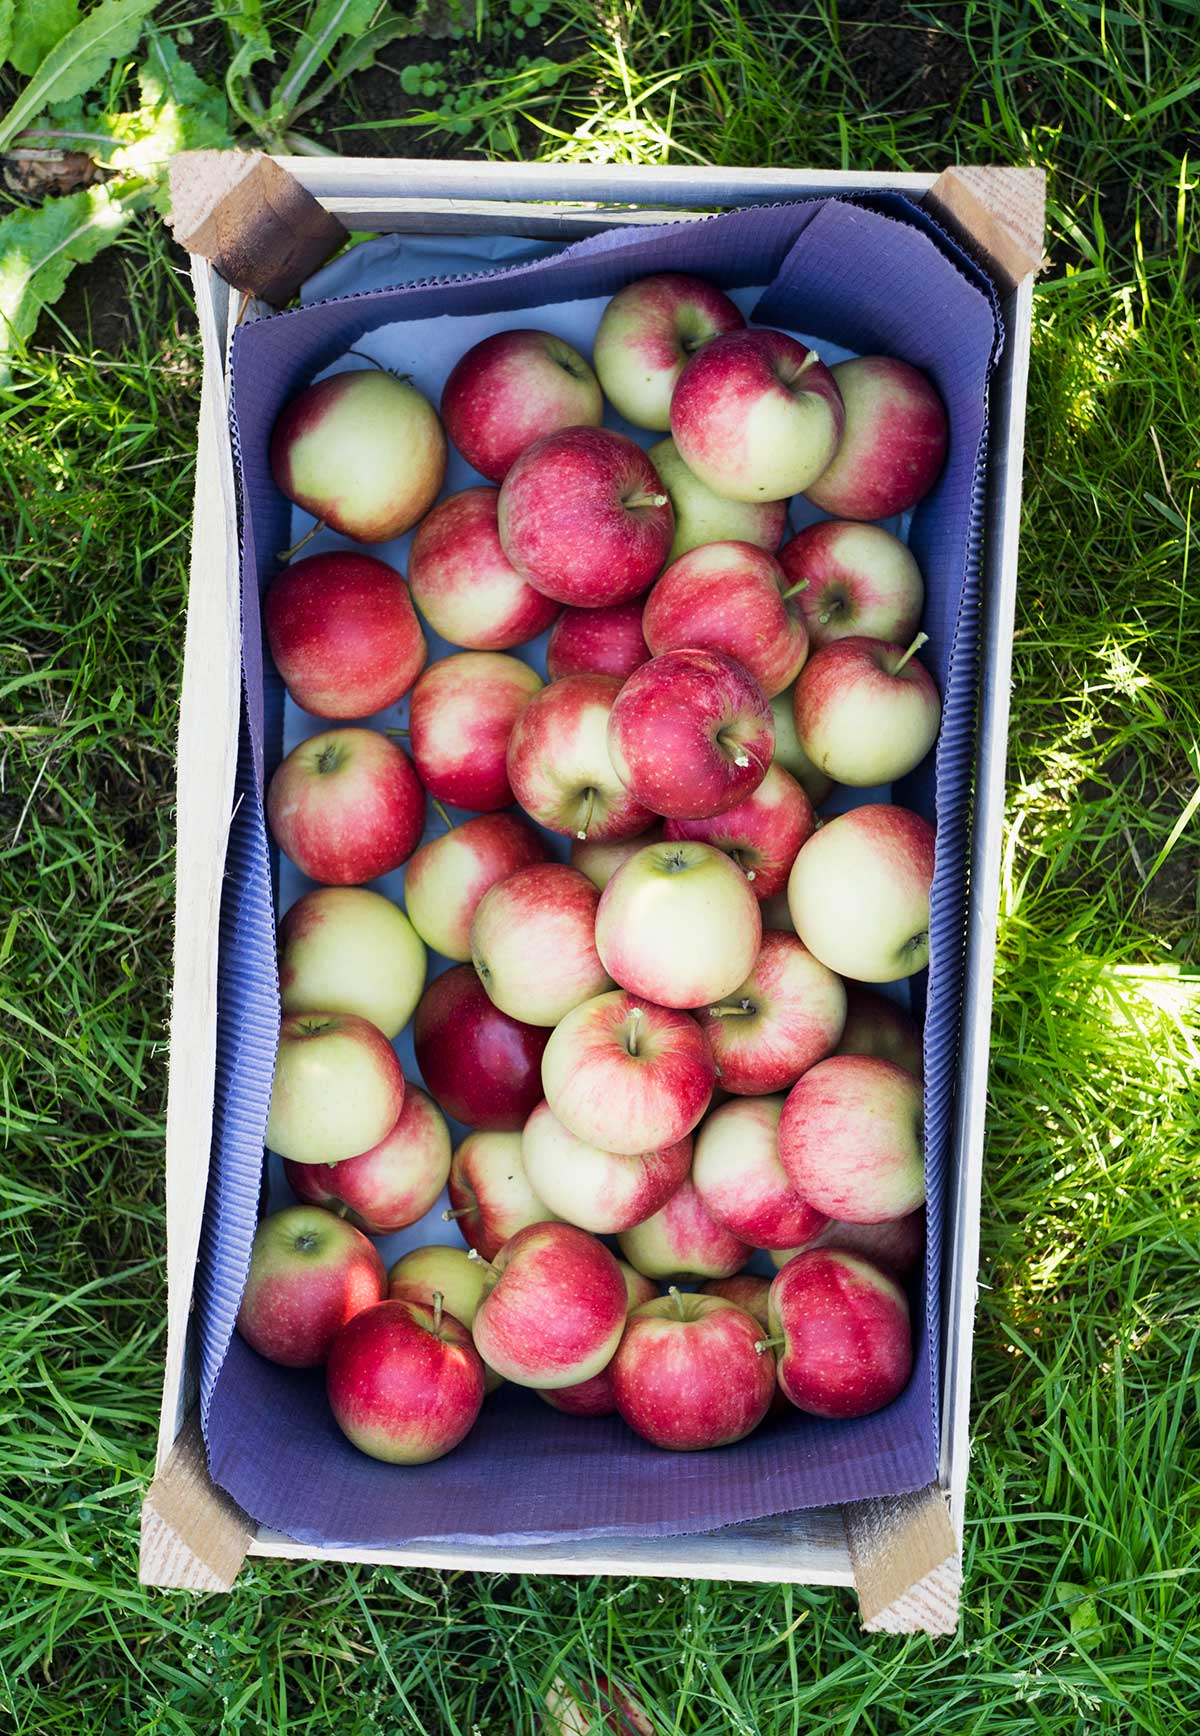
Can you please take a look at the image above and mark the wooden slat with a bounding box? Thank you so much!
[141,1413,254,1591]
[845,1483,960,1633]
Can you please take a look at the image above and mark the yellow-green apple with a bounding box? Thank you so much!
[279,886,425,1040]
[778,520,924,650]
[266,1012,405,1165]
[408,651,542,812]
[617,1174,750,1279]
[471,1221,627,1389]
[786,804,935,981]
[836,985,923,1078]
[770,685,834,805]
[326,1296,485,1462]
[506,673,653,843]
[270,368,445,541]
[793,634,940,786]
[404,813,550,962]
[592,272,744,430]
[663,764,815,902]
[611,1288,774,1449]
[669,328,844,501]
[777,1054,924,1222]
[701,1272,770,1326]
[543,1673,657,1735]
[412,964,550,1131]
[695,930,846,1095]
[595,840,761,1009]
[497,427,674,607]
[236,1205,386,1366]
[284,1082,450,1234]
[692,1094,827,1249]
[765,1249,912,1417]
[570,825,663,892]
[539,1259,659,1418]
[649,436,787,562]
[444,1128,559,1259]
[541,990,714,1155]
[643,542,809,698]
[769,1206,926,1277]
[546,599,650,682]
[470,863,610,1027]
[803,356,948,520]
[607,649,775,820]
[387,1243,487,1324]
[521,1098,691,1234]
[440,329,603,483]
[267,728,424,884]
[264,551,425,720]
[407,487,559,650]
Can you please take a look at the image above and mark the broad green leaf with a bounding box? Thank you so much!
[214,0,275,133]
[134,30,232,211]
[268,0,381,130]
[0,0,18,65]
[10,0,81,76]
[0,0,157,152]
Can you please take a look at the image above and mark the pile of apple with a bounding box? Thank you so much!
[240,272,948,1468]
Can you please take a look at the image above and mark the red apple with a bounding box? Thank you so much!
[701,1273,770,1327]
[284,1083,450,1234]
[264,551,425,720]
[607,649,775,820]
[326,1296,485,1462]
[669,328,844,501]
[472,1222,627,1389]
[695,929,846,1096]
[404,813,550,962]
[541,990,714,1156]
[617,1175,750,1280]
[835,985,923,1078]
[412,964,550,1132]
[266,1012,405,1166]
[497,427,674,607]
[407,487,559,650]
[441,329,603,483]
[443,1128,559,1259]
[570,825,663,892]
[236,1205,386,1366]
[539,1260,660,1419]
[267,728,424,885]
[279,885,425,1040]
[793,634,940,786]
[692,1093,826,1248]
[270,368,446,542]
[664,764,815,901]
[770,1207,926,1278]
[593,272,745,430]
[778,520,924,650]
[544,1674,657,1735]
[767,1249,912,1417]
[408,651,542,812]
[506,673,653,843]
[612,1289,774,1449]
[805,354,949,520]
[546,600,650,683]
[521,1098,691,1234]
[649,435,787,562]
[787,803,935,981]
[642,542,808,698]
[778,1054,924,1222]
[471,864,610,1027]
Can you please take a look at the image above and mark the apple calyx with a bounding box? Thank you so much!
[314,741,346,776]
[888,631,930,677]
[276,521,322,564]
[754,1333,786,1356]
[292,1230,320,1255]
[295,1015,338,1037]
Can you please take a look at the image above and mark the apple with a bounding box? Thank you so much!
[592,272,745,429]
[537,1259,659,1419]
[387,1243,487,1325]
[777,520,924,650]
[595,840,761,1010]
[766,1250,912,1417]
[472,1222,627,1389]
[470,864,610,1027]
[236,1205,386,1366]
[326,1296,485,1462]
[441,329,603,483]
[769,1207,926,1278]
[267,728,425,885]
[769,686,835,806]
[543,1673,657,1736]
[692,1094,827,1249]
[786,803,935,981]
[694,930,846,1096]
[266,1012,405,1166]
[793,634,941,786]
[541,990,714,1156]
[407,487,559,650]
[607,649,775,820]
[506,673,654,843]
[617,1175,750,1280]
[263,551,426,720]
[663,764,815,901]
[570,825,663,892]
[803,356,948,520]
[404,813,550,962]
[836,985,923,1078]
[649,436,787,562]
[642,542,808,698]
[669,328,844,502]
[546,600,650,683]
[777,1054,924,1222]
[521,1098,691,1235]
[497,427,674,607]
[611,1289,775,1449]
[283,1082,450,1234]
[444,1128,559,1259]
[408,651,543,812]
[270,368,447,543]
[412,964,550,1132]
[701,1273,770,1327]
[278,886,425,1040]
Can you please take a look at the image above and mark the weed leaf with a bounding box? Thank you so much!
[214,0,275,132]
[268,0,381,130]
[287,8,430,124]
[0,0,12,65]
[0,0,156,151]
[10,0,80,75]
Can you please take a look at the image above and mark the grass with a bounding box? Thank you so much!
[2,0,1199,1730]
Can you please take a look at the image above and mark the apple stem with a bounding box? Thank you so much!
[431,797,454,831]
[780,580,809,600]
[795,348,821,374]
[387,725,411,737]
[576,786,596,841]
[755,1334,786,1356]
[889,631,930,676]
[624,492,669,510]
[668,1285,688,1322]
[465,1248,496,1276]
[625,1005,645,1057]
[708,998,756,1018]
[442,1206,474,1221]
[730,849,756,882]
[432,1291,444,1333]
[276,520,322,563]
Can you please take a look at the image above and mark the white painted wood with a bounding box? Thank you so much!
[304,198,712,236]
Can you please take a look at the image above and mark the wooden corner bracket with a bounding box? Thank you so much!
[844,1482,961,1635]
[140,1412,255,1592]
[922,165,1047,294]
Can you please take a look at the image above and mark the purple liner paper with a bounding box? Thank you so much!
[197,196,1002,1549]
